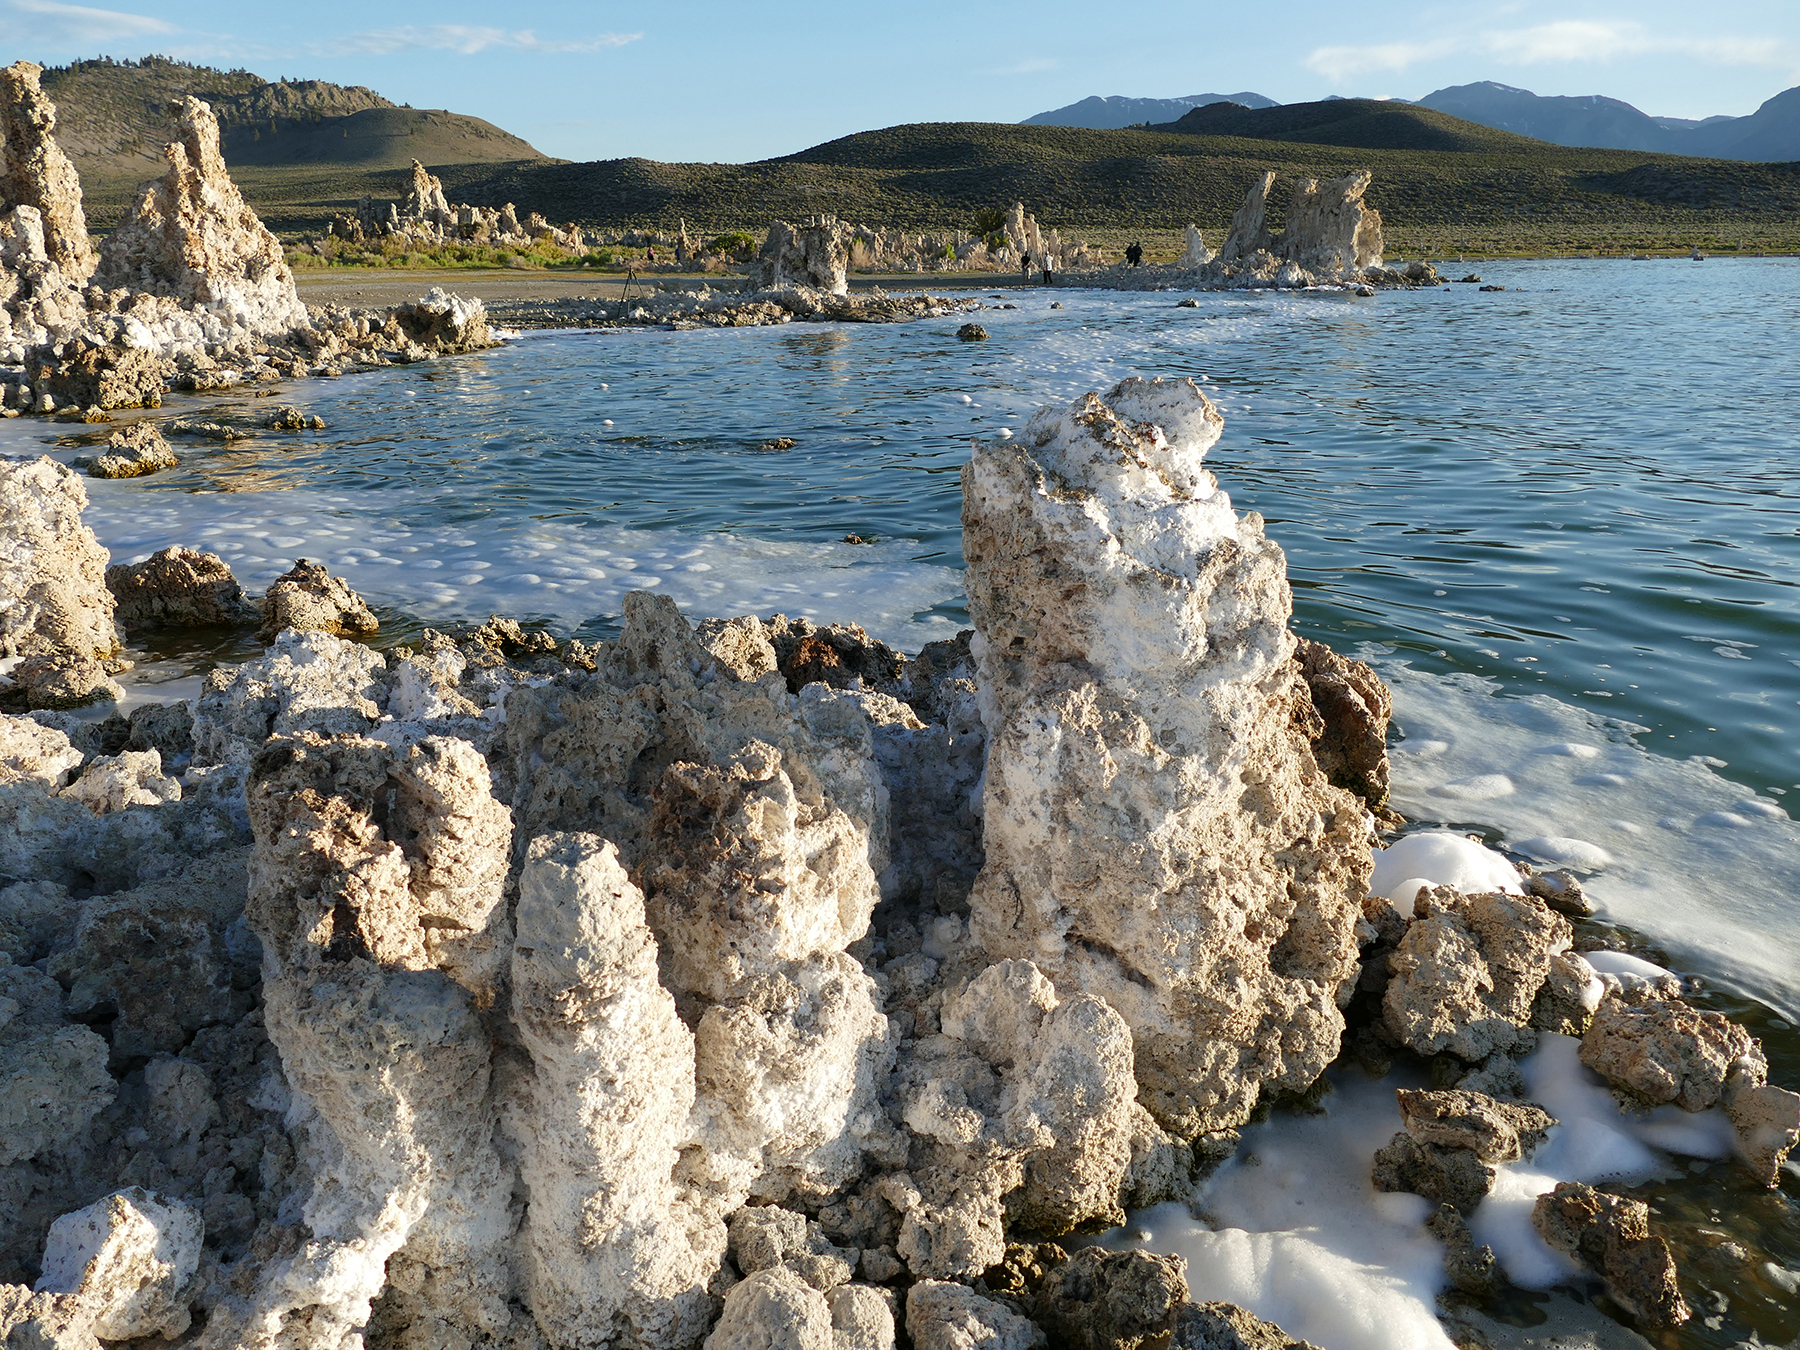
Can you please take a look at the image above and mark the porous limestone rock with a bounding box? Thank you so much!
[508,832,724,1350]
[1580,993,1765,1112]
[9,652,122,708]
[1170,1303,1321,1350]
[0,457,117,660]
[1383,886,1569,1061]
[232,729,513,1350]
[97,97,307,335]
[707,1267,833,1350]
[107,545,258,627]
[34,1188,202,1340]
[727,1208,853,1292]
[192,628,387,765]
[0,710,82,786]
[0,62,95,280]
[1394,1088,1554,1162]
[1291,636,1392,814]
[1216,172,1276,264]
[1722,1073,1800,1187]
[960,376,1370,1137]
[827,1284,895,1350]
[1281,172,1383,279]
[1425,1204,1498,1296]
[1370,1131,1494,1211]
[258,557,378,639]
[1530,949,1604,1037]
[759,218,852,297]
[1531,1182,1690,1327]
[57,747,181,814]
[1177,224,1212,270]
[0,202,89,361]
[906,1280,1045,1350]
[0,964,115,1166]
[882,960,1137,1278]
[391,286,492,352]
[76,421,177,478]
[1033,1246,1188,1350]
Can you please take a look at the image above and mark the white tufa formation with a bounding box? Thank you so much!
[960,376,1371,1137]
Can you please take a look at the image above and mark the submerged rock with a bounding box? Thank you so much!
[75,421,176,478]
[1531,1181,1690,1327]
[106,545,258,627]
[961,376,1369,1136]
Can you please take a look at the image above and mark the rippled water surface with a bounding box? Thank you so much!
[5,256,1797,1346]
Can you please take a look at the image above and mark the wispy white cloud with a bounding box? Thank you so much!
[980,56,1061,77]
[1306,18,1797,82]
[315,25,641,57]
[3,0,172,43]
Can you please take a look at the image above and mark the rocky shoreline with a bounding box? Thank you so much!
[0,372,1794,1350]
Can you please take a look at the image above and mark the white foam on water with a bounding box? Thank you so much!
[1370,831,1523,905]
[1381,662,1800,1017]
[1106,1071,1455,1350]
[1470,1033,1734,1289]
[77,484,963,651]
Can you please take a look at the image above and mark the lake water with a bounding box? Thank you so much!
[3,256,1795,1346]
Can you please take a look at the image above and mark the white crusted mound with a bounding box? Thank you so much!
[961,376,1372,1137]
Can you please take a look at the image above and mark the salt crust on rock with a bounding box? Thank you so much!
[34,1187,202,1340]
[192,627,386,765]
[97,96,307,335]
[0,61,95,280]
[961,375,1370,1136]
[0,456,117,660]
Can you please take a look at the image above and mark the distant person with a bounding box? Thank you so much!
[1021,253,1031,283]
[1126,242,1143,267]
[647,246,656,264]
[1041,264,1053,287]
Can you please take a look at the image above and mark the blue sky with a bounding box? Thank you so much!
[3,0,1797,162]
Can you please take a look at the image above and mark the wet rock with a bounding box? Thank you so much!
[259,403,324,430]
[28,344,169,411]
[106,545,257,627]
[1033,1246,1188,1350]
[0,61,96,279]
[509,833,724,1349]
[1371,1131,1494,1211]
[76,421,176,477]
[0,457,118,660]
[1580,994,1765,1111]
[1722,1072,1800,1187]
[708,1267,833,1350]
[1531,1182,1690,1327]
[1531,950,1604,1036]
[962,376,1369,1136]
[9,652,121,709]
[959,324,989,342]
[1394,1088,1554,1161]
[192,628,386,765]
[96,97,306,335]
[258,557,378,639]
[1527,868,1593,918]
[1426,1203,1498,1295]
[34,1188,202,1340]
[1383,886,1569,1060]
[1170,1302,1320,1350]
[907,1280,1045,1350]
[760,218,852,297]
[1291,635,1393,815]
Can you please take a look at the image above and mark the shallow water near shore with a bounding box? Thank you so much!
[3,256,1796,1346]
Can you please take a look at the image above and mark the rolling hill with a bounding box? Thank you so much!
[1024,92,1279,129]
[39,56,546,225]
[1147,98,1532,153]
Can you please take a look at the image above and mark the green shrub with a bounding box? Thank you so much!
[973,206,1007,235]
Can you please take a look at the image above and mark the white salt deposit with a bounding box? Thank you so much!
[1105,1070,1455,1350]
[77,484,963,650]
[1369,831,1523,904]
[1382,662,1800,1016]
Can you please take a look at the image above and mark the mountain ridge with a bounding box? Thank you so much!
[1023,91,1279,129]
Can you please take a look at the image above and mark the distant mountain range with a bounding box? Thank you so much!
[1022,92,1278,130]
[1417,82,1800,161]
[1027,80,1800,162]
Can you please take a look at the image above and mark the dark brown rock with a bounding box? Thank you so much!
[1530,1182,1690,1327]
[1395,1088,1554,1162]
[107,546,258,627]
[1292,636,1392,815]
[1370,1131,1494,1211]
[1425,1204,1497,1295]
[1033,1246,1188,1350]
[1170,1302,1320,1350]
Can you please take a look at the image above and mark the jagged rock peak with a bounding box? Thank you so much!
[96,95,306,334]
[0,61,95,280]
[961,377,1373,1138]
